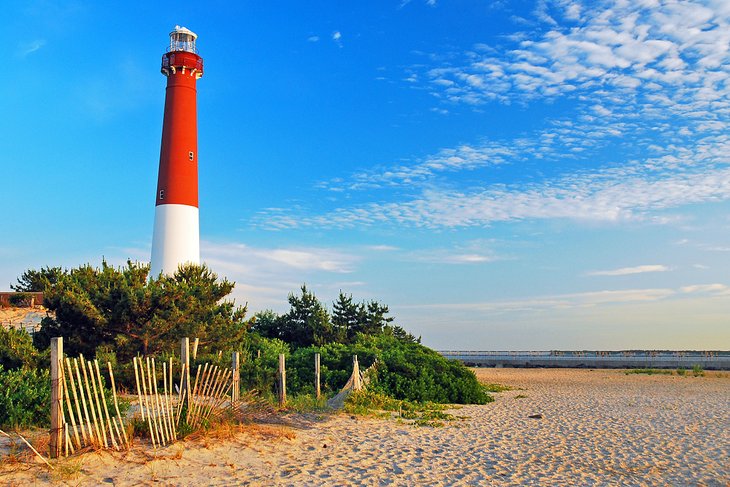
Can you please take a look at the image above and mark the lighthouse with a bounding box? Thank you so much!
[150,26,204,277]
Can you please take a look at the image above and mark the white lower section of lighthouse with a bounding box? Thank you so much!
[150,204,200,278]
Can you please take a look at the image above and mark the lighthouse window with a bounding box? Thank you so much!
[159,190,165,200]
[189,151,194,161]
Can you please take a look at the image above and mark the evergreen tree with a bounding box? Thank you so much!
[249,310,282,340]
[11,266,64,292]
[31,261,248,359]
[279,285,335,347]
[332,291,360,342]
[361,300,393,335]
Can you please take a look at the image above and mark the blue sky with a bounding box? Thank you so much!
[2,0,729,350]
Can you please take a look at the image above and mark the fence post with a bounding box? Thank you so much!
[192,338,199,361]
[231,352,240,402]
[181,338,190,408]
[314,353,321,400]
[352,355,362,391]
[278,354,286,406]
[50,337,63,458]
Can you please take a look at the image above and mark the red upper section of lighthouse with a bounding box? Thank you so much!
[155,28,203,208]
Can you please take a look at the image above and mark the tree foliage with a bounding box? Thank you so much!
[31,261,248,360]
[251,286,419,349]
[0,327,45,370]
[0,365,51,428]
[11,266,64,292]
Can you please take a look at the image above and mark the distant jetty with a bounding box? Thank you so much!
[439,350,730,370]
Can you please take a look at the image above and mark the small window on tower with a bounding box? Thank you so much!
[189,151,194,161]
[159,190,165,200]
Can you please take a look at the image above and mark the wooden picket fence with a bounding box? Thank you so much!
[48,337,241,458]
[47,337,367,459]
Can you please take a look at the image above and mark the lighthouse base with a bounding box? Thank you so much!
[150,204,200,278]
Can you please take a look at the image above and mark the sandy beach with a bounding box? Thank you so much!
[2,368,728,486]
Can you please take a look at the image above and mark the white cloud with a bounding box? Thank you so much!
[403,287,677,313]
[200,241,362,310]
[409,250,497,265]
[420,0,730,149]
[588,265,670,276]
[259,166,730,229]
[404,281,730,315]
[17,39,45,57]
[367,245,399,252]
[680,283,730,295]
[332,31,342,47]
[307,35,320,43]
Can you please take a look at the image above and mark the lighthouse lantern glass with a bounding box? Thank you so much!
[169,27,197,54]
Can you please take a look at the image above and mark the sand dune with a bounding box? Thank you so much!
[2,368,728,486]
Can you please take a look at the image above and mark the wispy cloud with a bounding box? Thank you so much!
[404,281,730,314]
[588,264,670,276]
[17,39,45,57]
[680,283,730,295]
[332,31,342,47]
[203,241,358,274]
[258,165,730,229]
[318,142,517,191]
[367,245,399,252]
[403,287,677,313]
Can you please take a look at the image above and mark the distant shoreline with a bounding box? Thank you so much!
[441,350,730,370]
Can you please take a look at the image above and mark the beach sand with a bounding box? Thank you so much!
[2,368,728,486]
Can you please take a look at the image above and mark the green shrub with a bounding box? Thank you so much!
[0,327,46,370]
[0,365,51,428]
[285,334,490,405]
[692,364,704,377]
[8,292,31,307]
[239,335,290,393]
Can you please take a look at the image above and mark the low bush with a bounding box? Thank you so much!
[625,368,671,375]
[0,327,46,370]
[285,334,491,405]
[0,365,51,428]
[8,292,31,307]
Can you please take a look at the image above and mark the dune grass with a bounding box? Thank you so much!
[343,390,463,427]
[481,382,513,393]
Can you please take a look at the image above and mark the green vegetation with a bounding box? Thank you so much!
[481,382,513,393]
[282,334,491,404]
[692,364,705,377]
[344,389,461,427]
[8,292,32,307]
[0,365,51,428]
[31,261,248,360]
[250,286,419,348]
[0,327,46,370]
[625,368,672,375]
[282,393,329,413]
[625,367,706,377]
[3,262,492,431]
